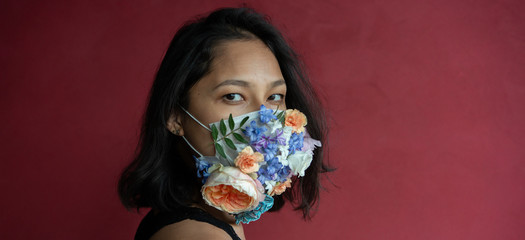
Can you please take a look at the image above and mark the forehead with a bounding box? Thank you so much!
[208,39,283,81]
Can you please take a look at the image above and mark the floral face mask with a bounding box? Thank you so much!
[180,105,321,224]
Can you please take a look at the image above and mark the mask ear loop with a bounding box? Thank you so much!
[179,106,212,132]
[178,105,211,158]
[181,136,204,158]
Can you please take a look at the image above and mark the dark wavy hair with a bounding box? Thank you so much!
[118,7,330,219]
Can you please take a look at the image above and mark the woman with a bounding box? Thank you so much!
[118,7,330,240]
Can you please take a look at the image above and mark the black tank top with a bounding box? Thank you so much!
[134,207,241,240]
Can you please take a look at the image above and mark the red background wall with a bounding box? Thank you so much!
[1,0,524,239]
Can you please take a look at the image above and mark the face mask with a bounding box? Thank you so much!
[180,105,321,224]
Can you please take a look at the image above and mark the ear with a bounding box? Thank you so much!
[167,113,184,136]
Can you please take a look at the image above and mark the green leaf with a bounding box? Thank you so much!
[239,116,249,127]
[211,124,218,140]
[219,119,227,136]
[276,111,284,120]
[224,138,236,150]
[233,133,249,144]
[228,114,235,130]
[279,114,286,125]
[215,143,226,159]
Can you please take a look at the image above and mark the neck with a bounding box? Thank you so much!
[190,202,245,239]
[191,202,236,224]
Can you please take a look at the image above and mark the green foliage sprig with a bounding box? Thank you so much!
[211,114,250,159]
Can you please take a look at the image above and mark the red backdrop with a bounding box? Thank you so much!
[1,0,524,239]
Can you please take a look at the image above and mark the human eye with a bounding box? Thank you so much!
[223,93,244,103]
[267,94,284,103]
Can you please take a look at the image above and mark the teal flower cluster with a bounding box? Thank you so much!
[235,194,274,224]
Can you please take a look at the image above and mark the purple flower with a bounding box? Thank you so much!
[254,129,286,152]
[258,105,277,124]
[254,134,272,152]
[273,129,286,146]
[301,131,322,155]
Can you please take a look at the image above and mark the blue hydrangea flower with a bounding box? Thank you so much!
[263,143,278,161]
[288,132,304,154]
[266,157,285,181]
[276,166,291,182]
[235,194,274,224]
[243,120,267,143]
[257,157,284,183]
[257,166,272,183]
[258,105,277,124]
[194,156,212,184]
[257,159,289,187]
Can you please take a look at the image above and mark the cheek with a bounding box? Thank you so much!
[190,104,231,124]
[181,116,215,156]
[281,101,287,110]
[183,102,232,156]
[182,105,219,156]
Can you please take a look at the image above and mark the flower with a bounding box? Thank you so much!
[284,109,307,133]
[302,131,322,155]
[288,132,304,154]
[234,146,264,174]
[262,143,278,161]
[265,117,285,134]
[253,129,287,153]
[273,129,287,146]
[269,179,292,196]
[197,107,320,223]
[256,166,272,184]
[253,134,272,152]
[258,105,277,123]
[263,180,278,193]
[276,166,291,182]
[243,120,267,143]
[195,156,213,183]
[202,166,265,214]
[257,157,289,183]
[287,151,313,177]
[235,194,274,224]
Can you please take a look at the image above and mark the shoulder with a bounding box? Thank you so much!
[150,219,232,240]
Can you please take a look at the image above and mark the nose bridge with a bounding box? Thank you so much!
[249,90,274,112]
[249,98,266,112]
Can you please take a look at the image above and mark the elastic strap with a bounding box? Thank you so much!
[179,106,212,132]
[182,136,203,158]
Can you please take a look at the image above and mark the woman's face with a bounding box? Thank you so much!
[179,39,287,156]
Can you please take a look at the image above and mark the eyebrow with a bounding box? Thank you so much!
[213,79,286,90]
[213,79,250,90]
[270,79,286,89]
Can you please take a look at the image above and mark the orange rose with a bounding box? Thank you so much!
[269,179,292,196]
[202,166,265,214]
[203,184,254,213]
[234,146,264,174]
[284,109,307,133]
